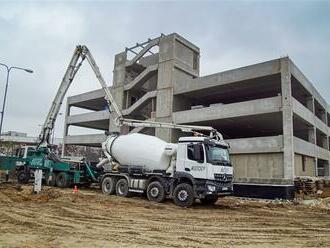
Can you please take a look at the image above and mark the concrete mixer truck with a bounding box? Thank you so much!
[99,131,233,207]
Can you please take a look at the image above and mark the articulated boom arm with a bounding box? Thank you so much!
[120,118,224,141]
[38,45,122,148]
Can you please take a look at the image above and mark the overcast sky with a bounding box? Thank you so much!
[0,0,329,138]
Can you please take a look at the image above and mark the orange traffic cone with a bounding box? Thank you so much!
[73,185,78,194]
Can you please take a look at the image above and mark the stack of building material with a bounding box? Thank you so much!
[304,180,317,194]
[315,180,324,191]
[294,177,325,195]
[294,178,304,192]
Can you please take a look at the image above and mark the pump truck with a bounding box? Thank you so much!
[0,45,108,187]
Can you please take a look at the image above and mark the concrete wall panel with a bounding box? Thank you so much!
[294,154,315,177]
[228,135,283,154]
[175,59,281,95]
[231,153,284,179]
[175,40,195,68]
[173,96,281,124]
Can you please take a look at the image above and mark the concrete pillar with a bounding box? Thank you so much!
[155,35,176,142]
[61,102,71,157]
[155,34,200,142]
[321,110,327,124]
[322,134,328,150]
[110,52,127,134]
[314,158,318,177]
[281,57,295,179]
[306,96,314,113]
[308,127,316,144]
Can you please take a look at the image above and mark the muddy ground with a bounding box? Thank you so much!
[0,183,329,248]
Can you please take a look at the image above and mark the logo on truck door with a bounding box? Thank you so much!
[191,165,206,171]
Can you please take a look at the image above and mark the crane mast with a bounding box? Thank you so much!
[38,45,224,149]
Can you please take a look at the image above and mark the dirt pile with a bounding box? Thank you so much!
[0,183,62,203]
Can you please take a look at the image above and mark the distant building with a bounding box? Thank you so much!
[0,131,62,155]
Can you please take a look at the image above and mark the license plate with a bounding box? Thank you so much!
[222,187,228,191]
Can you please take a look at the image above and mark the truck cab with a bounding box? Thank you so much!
[15,146,36,158]
[175,136,233,201]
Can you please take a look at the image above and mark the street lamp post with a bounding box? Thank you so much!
[0,63,33,136]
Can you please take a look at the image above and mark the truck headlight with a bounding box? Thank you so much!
[207,185,216,192]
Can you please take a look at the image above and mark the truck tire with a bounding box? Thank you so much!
[147,181,166,203]
[116,178,130,197]
[17,170,30,184]
[46,172,56,186]
[173,183,194,207]
[102,176,117,195]
[200,196,218,205]
[56,172,70,188]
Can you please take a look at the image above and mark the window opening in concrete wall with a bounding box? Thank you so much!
[314,99,326,124]
[317,159,329,177]
[316,128,328,149]
[293,114,313,143]
[177,74,281,112]
[193,51,198,70]
[291,76,313,111]
[70,106,101,115]
[302,156,306,172]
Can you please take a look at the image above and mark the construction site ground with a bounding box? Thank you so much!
[0,183,329,248]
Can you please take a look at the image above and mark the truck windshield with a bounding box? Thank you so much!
[205,145,230,164]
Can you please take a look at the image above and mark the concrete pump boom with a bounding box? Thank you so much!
[38,45,224,149]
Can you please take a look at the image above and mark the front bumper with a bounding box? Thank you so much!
[195,180,233,198]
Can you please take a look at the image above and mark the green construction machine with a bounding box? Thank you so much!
[0,45,111,187]
[0,146,101,187]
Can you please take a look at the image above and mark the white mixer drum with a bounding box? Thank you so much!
[105,133,173,171]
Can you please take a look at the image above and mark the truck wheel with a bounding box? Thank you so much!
[17,170,30,184]
[173,183,194,207]
[147,181,166,203]
[102,177,117,195]
[46,172,56,186]
[200,196,218,205]
[116,178,130,197]
[56,172,69,188]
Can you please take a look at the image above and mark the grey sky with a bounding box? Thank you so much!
[0,0,329,138]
